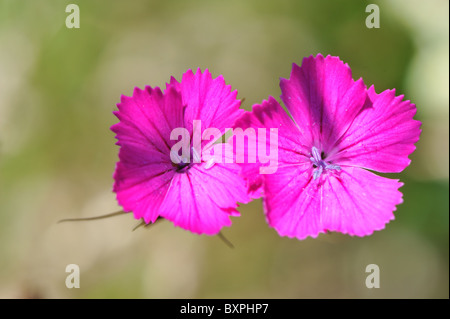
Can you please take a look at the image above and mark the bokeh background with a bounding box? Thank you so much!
[0,0,448,299]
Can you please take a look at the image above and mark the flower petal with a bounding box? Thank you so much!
[320,167,402,236]
[159,163,250,235]
[170,68,244,134]
[114,164,174,223]
[265,166,403,239]
[280,54,368,153]
[111,85,185,223]
[111,85,185,154]
[330,86,422,173]
[233,97,310,196]
[234,96,309,158]
[263,165,323,240]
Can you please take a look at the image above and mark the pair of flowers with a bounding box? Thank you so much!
[111,54,421,240]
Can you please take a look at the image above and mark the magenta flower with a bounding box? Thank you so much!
[111,69,250,235]
[236,54,421,239]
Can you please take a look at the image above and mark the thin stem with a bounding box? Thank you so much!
[217,231,234,249]
[57,210,127,224]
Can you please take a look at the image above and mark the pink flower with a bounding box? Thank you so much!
[111,69,250,235]
[236,54,421,240]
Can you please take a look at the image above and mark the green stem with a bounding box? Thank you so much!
[57,210,127,223]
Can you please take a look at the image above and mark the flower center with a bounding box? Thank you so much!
[310,146,341,180]
[171,146,201,173]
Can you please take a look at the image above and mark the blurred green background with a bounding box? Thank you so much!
[0,0,448,299]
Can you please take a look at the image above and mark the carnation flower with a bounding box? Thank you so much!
[236,54,421,239]
[111,69,250,235]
